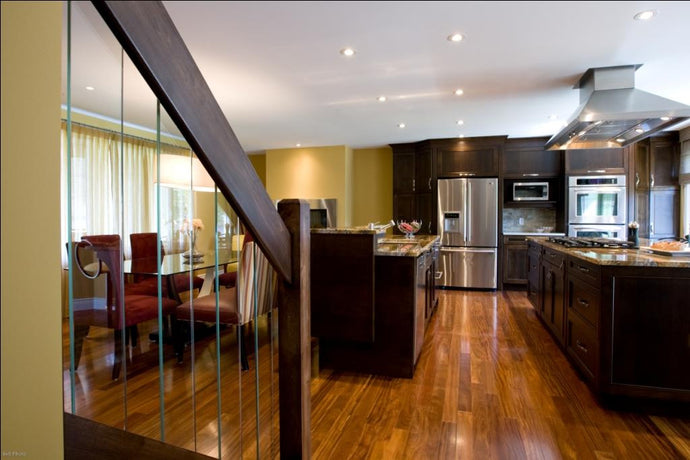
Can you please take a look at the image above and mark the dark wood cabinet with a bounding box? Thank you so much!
[630,132,680,239]
[540,247,565,345]
[393,146,415,194]
[526,241,541,308]
[437,147,498,177]
[565,148,628,175]
[502,235,528,285]
[529,240,690,403]
[503,137,563,178]
[392,143,436,234]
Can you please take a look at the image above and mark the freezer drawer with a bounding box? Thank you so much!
[439,247,497,289]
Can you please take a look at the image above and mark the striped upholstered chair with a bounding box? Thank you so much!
[173,240,276,370]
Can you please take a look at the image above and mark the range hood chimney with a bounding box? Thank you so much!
[545,65,690,150]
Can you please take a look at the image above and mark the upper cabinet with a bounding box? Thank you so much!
[502,137,563,178]
[565,148,628,175]
[435,136,504,178]
[392,144,416,194]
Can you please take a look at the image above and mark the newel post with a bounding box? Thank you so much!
[277,199,311,459]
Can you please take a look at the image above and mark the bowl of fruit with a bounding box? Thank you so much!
[397,220,422,238]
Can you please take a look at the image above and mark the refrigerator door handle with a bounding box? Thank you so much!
[466,181,471,243]
[441,247,496,253]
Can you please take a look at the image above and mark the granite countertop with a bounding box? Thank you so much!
[528,237,690,268]
[376,235,440,257]
[311,227,384,235]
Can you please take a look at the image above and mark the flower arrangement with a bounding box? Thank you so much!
[181,218,204,258]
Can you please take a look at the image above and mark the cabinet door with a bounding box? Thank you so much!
[649,189,679,239]
[650,136,679,187]
[565,148,627,175]
[393,151,415,193]
[527,247,541,309]
[437,148,498,177]
[394,193,416,224]
[541,261,565,345]
[634,140,650,190]
[503,240,528,285]
[416,193,434,234]
[415,147,433,193]
[503,138,563,178]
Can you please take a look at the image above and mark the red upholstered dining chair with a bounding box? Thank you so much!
[129,232,204,298]
[174,239,276,370]
[74,235,179,379]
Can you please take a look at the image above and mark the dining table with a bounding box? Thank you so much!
[124,249,237,302]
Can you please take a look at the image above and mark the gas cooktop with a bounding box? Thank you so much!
[547,237,635,249]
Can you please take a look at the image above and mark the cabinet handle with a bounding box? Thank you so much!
[522,173,540,177]
[578,266,590,273]
[650,174,655,187]
[577,298,589,308]
[428,177,432,191]
[452,172,476,177]
[635,172,640,188]
[560,261,564,270]
[412,179,416,192]
[576,340,589,353]
[587,169,606,174]
[650,222,654,235]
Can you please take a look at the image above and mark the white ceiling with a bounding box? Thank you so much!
[64,1,690,153]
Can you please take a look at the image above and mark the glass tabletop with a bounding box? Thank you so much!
[123,250,237,276]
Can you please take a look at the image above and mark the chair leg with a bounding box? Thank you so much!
[238,324,249,371]
[112,329,123,380]
[173,318,187,364]
[72,325,90,369]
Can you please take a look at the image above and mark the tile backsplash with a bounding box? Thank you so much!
[503,207,557,233]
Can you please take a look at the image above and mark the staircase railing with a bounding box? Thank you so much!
[73,1,311,457]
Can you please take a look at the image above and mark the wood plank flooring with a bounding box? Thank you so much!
[64,289,690,459]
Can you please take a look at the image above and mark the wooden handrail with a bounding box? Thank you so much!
[92,0,292,283]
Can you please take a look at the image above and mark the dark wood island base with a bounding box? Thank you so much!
[527,238,690,407]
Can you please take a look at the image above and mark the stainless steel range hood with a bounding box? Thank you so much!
[545,65,690,150]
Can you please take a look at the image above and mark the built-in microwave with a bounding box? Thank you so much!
[513,182,549,201]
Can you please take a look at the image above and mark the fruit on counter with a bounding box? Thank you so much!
[397,220,422,234]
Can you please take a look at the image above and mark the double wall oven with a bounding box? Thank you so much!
[568,175,627,239]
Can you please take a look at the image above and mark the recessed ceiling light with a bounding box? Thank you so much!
[458,134,465,138]
[296,143,301,147]
[377,96,387,102]
[616,138,626,143]
[548,114,558,120]
[660,116,671,121]
[454,89,464,96]
[456,120,464,126]
[635,128,645,134]
[85,86,95,91]
[447,33,464,42]
[340,47,356,57]
[634,10,657,21]
[398,123,406,129]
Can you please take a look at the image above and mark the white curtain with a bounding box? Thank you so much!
[60,122,193,265]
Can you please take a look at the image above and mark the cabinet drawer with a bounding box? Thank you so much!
[504,235,529,245]
[568,277,600,327]
[568,258,601,285]
[542,247,565,268]
[566,312,598,381]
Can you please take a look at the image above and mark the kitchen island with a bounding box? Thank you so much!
[527,237,690,405]
[311,229,439,377]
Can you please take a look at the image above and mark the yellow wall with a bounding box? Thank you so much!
[266,145,354,227]
[249,153,267,186]
[1,1,64,457]
[352,147,393,227]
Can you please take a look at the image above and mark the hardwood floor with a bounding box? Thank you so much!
[64,290,690,459]
[310,289,690,459]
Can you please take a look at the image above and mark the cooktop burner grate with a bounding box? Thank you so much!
[547,237,635,249]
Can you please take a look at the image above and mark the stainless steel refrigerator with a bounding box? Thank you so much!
[437,177,498,289]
